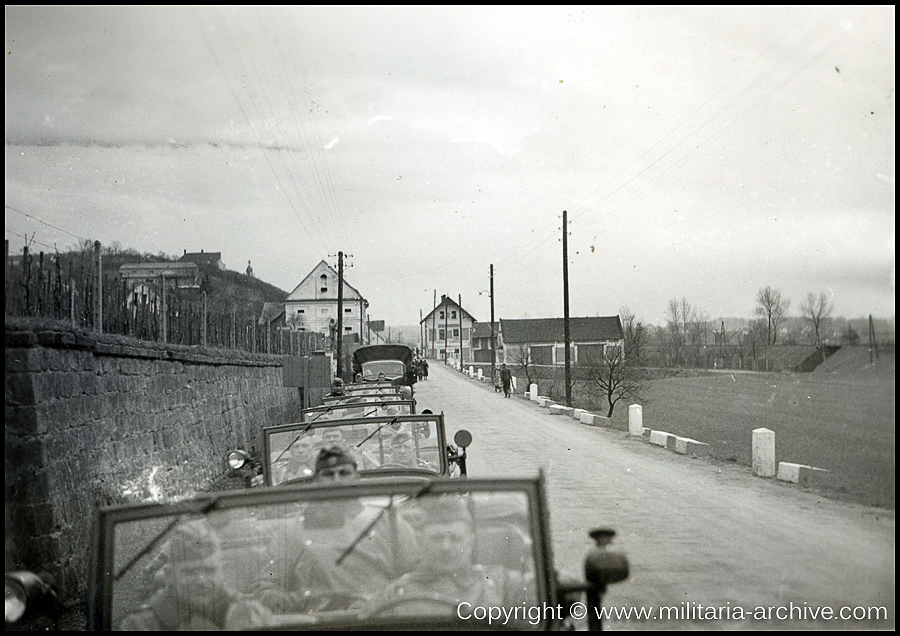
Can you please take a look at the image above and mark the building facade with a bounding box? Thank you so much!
[499,316,625,366]
[421,295,476,363]
[283,260,370,345]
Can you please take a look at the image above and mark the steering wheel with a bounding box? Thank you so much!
[376,463,409,470]
[366,593,461,617]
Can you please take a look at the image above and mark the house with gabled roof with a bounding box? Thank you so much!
[283,260,370,345]
[421,294,476,362]
[499,316,624,366]
[180,249,226,270]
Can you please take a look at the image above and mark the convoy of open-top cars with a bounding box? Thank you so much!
[9,343,628,630]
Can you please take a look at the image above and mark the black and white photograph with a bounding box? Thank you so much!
[5,5,894,630]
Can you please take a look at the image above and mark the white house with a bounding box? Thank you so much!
[283,260,370,345]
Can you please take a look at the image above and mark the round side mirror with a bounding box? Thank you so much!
[454,429,473,448]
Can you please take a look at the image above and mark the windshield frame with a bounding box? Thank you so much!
[301,399,416,422]
[263,414,447,485]
[87,477,555,631]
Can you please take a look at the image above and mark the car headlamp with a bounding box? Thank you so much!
[226,450,250,470]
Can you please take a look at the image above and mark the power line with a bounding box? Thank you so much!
[6,204,87,242]
[5,229,57,251]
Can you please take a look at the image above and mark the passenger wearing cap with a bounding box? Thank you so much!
[372,496,532,613]
[270,435,316,485]
[313,445,360,482]
[119,522,271,630]
[255,451,420,613]
[328,378,344,397]
[388,431,429,468]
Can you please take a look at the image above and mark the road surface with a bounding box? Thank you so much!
[416,363,894,630]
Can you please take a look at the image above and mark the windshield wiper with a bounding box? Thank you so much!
[114,498,219,581]
[271,425,314,466]
[335,481,434,566]
[355,414,397,448]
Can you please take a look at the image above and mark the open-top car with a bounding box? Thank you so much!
[352,344,417,387]
[263,414,469,486]
[301,399,416,422]
[323,391,407,405]
[86,476,628,631]
[342,382,399,395]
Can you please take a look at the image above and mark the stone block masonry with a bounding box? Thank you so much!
[5,323,302,602]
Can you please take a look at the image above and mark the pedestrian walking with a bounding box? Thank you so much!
[500,363,512,398]
[422,358,429,381]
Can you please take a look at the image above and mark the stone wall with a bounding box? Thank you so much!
[5,323,302,601]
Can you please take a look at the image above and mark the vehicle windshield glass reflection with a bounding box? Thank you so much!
[106,489,541,630]
[266,419,442,484]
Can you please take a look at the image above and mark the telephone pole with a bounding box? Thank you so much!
[562,210,572,407]
[336,251,344,378]
[459,294,464,369]
[490,264,496,383]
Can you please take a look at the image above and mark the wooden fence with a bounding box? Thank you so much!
[5,242,324,356]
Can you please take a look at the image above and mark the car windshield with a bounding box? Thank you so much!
[301,400,414,423]
[91,480,547,631]
[322,393,405,404]
[264,416,443,485]
[342,385,400,396]
[361,360,404,380]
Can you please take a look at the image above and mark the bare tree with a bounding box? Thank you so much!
[665,297,696,366]
[619,306,647,364]
[800,291,833,346]
[754,286,790,345]
[587,345,645,418]
[509,344,534,389]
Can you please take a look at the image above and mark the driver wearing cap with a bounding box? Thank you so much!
[371,496,532,614]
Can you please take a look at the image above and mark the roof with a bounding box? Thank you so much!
[285,260,366,302]
[421,294,476,324]
[258,302,285,325]
[119,261,200,279]
[180,250,223,267]
[472,322,498,338]
[500,316,623,344]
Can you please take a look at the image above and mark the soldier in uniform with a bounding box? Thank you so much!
[119,523,270,630]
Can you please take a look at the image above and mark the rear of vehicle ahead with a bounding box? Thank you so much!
[352,345,416,387]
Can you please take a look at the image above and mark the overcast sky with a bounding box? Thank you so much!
[5,6,895,327]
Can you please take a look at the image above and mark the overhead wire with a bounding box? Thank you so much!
[493,11,841,272]
[189,7,333,258]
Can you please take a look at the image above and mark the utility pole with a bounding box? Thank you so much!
[432,290,437,360]
[490,264,496,384]
[458,294,464,370]
[443,295,448,364]
[562,210,572,407]
[336,251,344,379]
[420,308,424,354]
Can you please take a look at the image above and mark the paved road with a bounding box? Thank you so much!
[416,363,894,630]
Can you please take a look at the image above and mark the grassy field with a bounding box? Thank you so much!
[585,347,895,509]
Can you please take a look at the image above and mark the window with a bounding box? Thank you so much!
[531,346,552,365]
[320,274,328,293]
[439,330,445,340]
[345,326,353,331]
[439,312,444,320]
[297,309,304,314]
[320,308,328,315]
[452,328,459,338]
[451,311,457,319]
[345,308,352,313]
